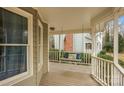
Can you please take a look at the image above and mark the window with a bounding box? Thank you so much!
[0,8,33,83]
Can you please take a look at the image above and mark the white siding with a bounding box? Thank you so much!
[54,34,65,50]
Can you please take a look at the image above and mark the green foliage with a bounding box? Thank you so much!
[99,50,106,55]
[103,31,124,53]
[103,32,113,52]
[119,60,124,68]
[103,42,113,52]
[97,53,113,61]
[118,34,124,53]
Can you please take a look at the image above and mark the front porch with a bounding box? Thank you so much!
[0,7,124,86]
[40,62,99,86]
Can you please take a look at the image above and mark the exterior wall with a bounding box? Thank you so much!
[12,8,48,86]
[73,33,84,52]
[54,35,65,50]
[73,33,92,53]
[64,34,73,51]
[53,33,92,52]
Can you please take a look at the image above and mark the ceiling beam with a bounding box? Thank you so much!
[49,28,91,35]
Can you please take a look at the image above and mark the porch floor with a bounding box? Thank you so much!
[40,62,99,86]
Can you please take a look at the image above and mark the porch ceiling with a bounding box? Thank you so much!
[37,7,111,34]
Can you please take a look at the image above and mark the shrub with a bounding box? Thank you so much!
[99,50,106,55]
[98,54,113,61]
[119,60,124,68]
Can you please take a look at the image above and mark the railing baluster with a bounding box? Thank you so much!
[56,51,58,61]
[57,51,58,61]
[97,59,99,79]
[94,58,97,77]
[122,75,124,86]
[107,62,110,86]
[89,53,91,64]
[54,51,56,61]
[52,51,54,61]
[99,59,101,80]
[118,72,120,86]
[98,59,100,80]
[91,57,94,75]
[53,51,54,61]
[117,69,119,85]
[51,51,53,60]
[87,53,89,64]
[88,52,90,64]
[55,51,57,61]
[101,60,103,82]
[111,64,114,86]
[104,60,106,84]
[85,52,87,64]
[120,73,123,86]
[95,58,97,78]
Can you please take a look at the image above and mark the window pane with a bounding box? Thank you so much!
[118,16,124,68]
[0,8,28,44]
[0,46,27,80]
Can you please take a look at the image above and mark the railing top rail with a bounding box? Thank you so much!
[49,50,92,54]
[114,63,124,76]
[92,56,113,64]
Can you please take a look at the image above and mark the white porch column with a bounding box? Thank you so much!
[91,26,96,56]
[91,25,96,75]
[114,14,118,64]
[113,11,119,85]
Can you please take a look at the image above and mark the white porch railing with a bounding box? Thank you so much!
[49,50,91,65]
[92,56,124,86]
[49,50,60,62]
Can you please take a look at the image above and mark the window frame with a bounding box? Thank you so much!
[0,8,33,85]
